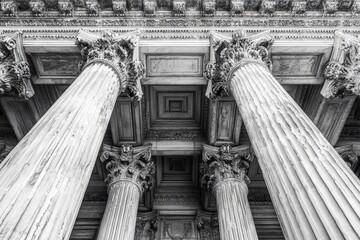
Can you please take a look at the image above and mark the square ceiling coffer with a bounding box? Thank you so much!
[144,85,207,140]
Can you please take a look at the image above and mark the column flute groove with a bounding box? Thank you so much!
[205,30,360,240]
[0,30,145,240]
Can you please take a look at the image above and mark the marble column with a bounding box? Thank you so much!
[205,30,360,239]
[200,144,258,240]
[97,144,155,240]
[0,30,145,240]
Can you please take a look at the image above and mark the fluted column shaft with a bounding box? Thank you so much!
[215,179,257,240]
[0,62,120,239]
[97,181,140,240]
[230,62,360,239]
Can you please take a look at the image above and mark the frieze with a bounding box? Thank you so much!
[153,192,200,205]
[145,130,205,140]
[29,0,46,15]
[230,0,245,15]
[112,0,126,16]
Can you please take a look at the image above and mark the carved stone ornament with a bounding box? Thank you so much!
[1,0,16,16]
[0,141,15,164]
[291,1,307,15]
[58,0,74,15]
[195,211,220,240]
[352,0,360,15]
[30,0,46,15]
[203,0,215,16]
[335,145,359,171]
[200,144,253,191]
[144,0,157,16]
[230,0,245,15]
[85,0,100,15]
[322,0,338,14]
[173,0,186,16]
[100,144,155,193]
[135,211,159,240]
[112,0,127,15]
[322,31,360,98]
[259,0,276,15]
[0,33,34,99]
[204,30,273,99]
[76,30,145,100]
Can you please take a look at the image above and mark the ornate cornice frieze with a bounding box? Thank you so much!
[200,144,253,191]
[135,211,159,240]
[195,211,220,240]
[204,30,273,99]
[100,144,155,194]
[76,30,145,100]
[0,32,34,99]
[322,31,360,98]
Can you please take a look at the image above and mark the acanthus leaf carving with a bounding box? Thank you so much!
[291,1,307,15]
[76,30,145,100]
[195,211,220,240]
[352,0,360,16]
[322,0,338,15]
[259,0,276,15]
[230,0,245,16]
[144,0,157,17]
[112,0,127,16]
[173,0,186,16]
[58,0,74,16]
[30,0,46,15]
[0,32,34,99]
[135,211,159,240]
[100,144,155,193]
[322,31,360,98]
[85,0,100,15]
[204,30,273,99]
[200,144,253,191]
[1,0,17,16]
[202,0,215,16]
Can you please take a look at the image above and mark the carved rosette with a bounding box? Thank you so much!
[112,0,127,15]
[204,30,273,99]
[135,211,159,240]
[322,32,360,98]
[30,0,46,15]
[76,30,145,100]
[100,144,155,194]
[0,33,34,99]
[200,144,253,191]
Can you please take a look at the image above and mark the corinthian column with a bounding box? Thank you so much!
[97,144,155,240]
[0,30,145,240]
[200,144,258,240]
[0,32,34,99]
[205,30,360,240]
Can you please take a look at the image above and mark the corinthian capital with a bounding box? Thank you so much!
[76,30,145,100]
[200,144,253,191]
[100,144,155,193]
[322,31,360,98]
[204,30,273,99]
[0,32,34,99]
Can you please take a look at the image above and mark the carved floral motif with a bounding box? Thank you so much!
[58,0,74,15]
[1,0,16,16]
[85,0,99,15]
[291,1,307,15]
[323,33,360,98]
[195,212,220,240]
[202,0,215,16]
[322,0,338,14]
[230,0,245,15]
[173,0,186,16]
[76,30,145,100]
[200,144,253,191]
[204,30,273,99]
[0,33,34,99]
[352,0,360,15]
[144,0,157,16]
[259,0,276,15]
[135,211,158,240]
[30,0,46,15]
[100,144,155,192]
[112,0,127,15]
